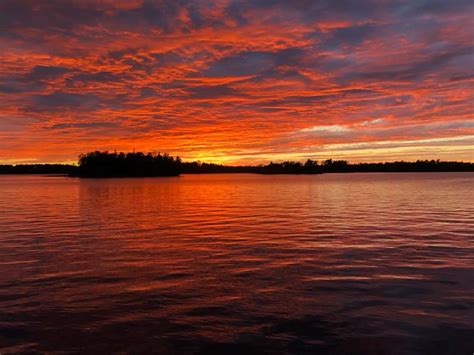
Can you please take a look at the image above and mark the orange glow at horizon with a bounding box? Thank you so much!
[0,0,473,165]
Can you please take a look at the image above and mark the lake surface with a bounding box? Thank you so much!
[0,173,473,354]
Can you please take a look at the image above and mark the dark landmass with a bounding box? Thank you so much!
[180,161,257,174]
[334,160,474,173]
[180,160,321,174]
[0,164,76,175]
[1,151,473,177]
[70,151,181,177]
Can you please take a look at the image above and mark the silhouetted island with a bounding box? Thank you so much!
[70,151,181,177]
[1,151,473,177]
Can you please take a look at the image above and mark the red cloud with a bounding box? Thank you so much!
[0,0,473,164]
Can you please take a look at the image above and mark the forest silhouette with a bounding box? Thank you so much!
[1,151,473,177]
[71,151,181,177]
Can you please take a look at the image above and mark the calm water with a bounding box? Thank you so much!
[0,173,473,354]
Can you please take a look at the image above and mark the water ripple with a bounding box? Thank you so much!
[0,173,473,354]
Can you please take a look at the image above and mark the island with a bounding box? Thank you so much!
[70,151,181,177]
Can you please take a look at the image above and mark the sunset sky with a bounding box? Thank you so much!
[0,0,473,164]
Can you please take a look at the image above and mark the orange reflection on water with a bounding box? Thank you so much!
[0,173,473,353]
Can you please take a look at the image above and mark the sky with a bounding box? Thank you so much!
[0,0,473,164]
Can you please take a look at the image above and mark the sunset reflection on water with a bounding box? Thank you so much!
[0,173,473,354]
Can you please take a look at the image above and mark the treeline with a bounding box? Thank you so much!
[180,162,257,173]
[71,151,181,177]
[1,152,473,176]
[181,159,474,174]
[180,160,321,174]
[258,160,321,174]
[0,164,76,175]
[321,159,474,173]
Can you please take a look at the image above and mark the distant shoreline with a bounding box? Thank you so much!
[1,161,474,177]
[1,151,473,177]
[1,171,474,177]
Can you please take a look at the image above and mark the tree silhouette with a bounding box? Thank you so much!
[73,151,181,177]
[1,154,473,176]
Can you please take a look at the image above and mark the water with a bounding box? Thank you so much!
[0,173,473,354]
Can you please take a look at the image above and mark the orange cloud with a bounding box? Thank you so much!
[0,0,473,164]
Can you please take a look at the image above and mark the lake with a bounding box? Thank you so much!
[0,173,473,354]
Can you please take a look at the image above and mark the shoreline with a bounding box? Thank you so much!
[1,170,473,177]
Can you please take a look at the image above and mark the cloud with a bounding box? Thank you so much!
[204,51,276,77]
[186,84,242,99]
[66,71,123,84]
[323,23,378,49]
[295,120,474,141]
[300,125,350,133]
[25,65,71,81]
[49,121,118,129]
[0,0,473,163]
[395,0,474,17]
[28,92,100,112]
[203,47,307,78]
[358,118,385,126]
